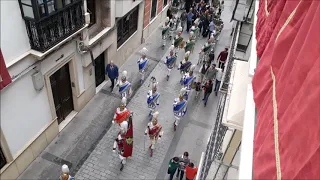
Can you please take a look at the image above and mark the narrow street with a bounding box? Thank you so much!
[18,1,234,179]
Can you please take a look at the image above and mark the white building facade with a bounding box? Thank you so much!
[0,0,156,178]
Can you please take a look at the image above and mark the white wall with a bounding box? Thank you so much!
[1,39,85,157]
[0,1,30,64]
[115,0,142,17]
[0,71,52,158]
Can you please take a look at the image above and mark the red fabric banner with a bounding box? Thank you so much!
[0,49,12,90]
[253,0,320,179]
[123,118,133,157]
[256,0,286,58]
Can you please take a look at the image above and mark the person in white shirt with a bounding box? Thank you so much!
[214,67,223,96]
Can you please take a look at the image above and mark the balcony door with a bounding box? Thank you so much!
[50,63,74,124]
[94,53,106,87]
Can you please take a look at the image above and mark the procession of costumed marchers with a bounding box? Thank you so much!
[57,6,223,174]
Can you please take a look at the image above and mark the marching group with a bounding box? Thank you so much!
[58,0,227,179]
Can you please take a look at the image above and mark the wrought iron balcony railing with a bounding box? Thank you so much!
[220,22,240,92]
[197,21,241,180]
[23,1,85,52]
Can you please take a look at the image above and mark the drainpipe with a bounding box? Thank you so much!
[141,1,145,44]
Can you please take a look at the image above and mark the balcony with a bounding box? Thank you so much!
[18,0,85,52]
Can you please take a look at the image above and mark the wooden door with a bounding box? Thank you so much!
[94,53,105,87]
[50,63,74,124]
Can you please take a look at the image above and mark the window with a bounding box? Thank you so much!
[163,0,168,7]
[19,0,83,20]
[87,0,96,27]
[37,0,70,18]
[0,146,6,169]
[117,7,139,48]
[150,0,157,20]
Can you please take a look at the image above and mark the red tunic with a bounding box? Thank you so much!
[116,119,133,157]
[114,109,131,125]
[148,124,162,139]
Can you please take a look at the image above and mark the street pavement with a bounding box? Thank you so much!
[18,2,234,179]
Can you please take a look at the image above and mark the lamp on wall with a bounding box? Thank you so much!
[32,63,44,91]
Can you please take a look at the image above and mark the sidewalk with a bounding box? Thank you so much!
[18,4,234,179]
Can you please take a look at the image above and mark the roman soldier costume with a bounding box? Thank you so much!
[113,97,131,126]
[148,76,157,88]
[165,45,177,80]
[198,39,214,65]
[117,71,132,101]
[185,32,195,53]
[161,17,170,49]
[190,22,200,41]
[59,165,75,180]
[173,88,188,131]
[147,82,160,118]
[169,16,177,40]
[137,47,149,84]
[178,51,192,84]
[113,119,133,171]
[173,27,184,53]
[182,65,196,100]
[144,112,163,157]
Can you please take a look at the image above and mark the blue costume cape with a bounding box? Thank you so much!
[138,58,149,72]
[119,81,131,94]
[173,98,187,117]
[183,75,195,90]
[166,56,177,69]
[147,91,160,109]
[179,61,192,72]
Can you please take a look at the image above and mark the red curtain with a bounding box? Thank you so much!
[0,49,12,90]
[253,0,320,179]
[256,0,286,58]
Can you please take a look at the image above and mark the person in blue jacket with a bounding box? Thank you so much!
[105,60,119,91]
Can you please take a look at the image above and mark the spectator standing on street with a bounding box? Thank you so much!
[186,9,194,32]
[214,67,223,96]
[167,8,173,20]
[208,19,215,40]
[105,60,119,91]
[185,0,193,12]
[168,157,180,180]
[208,50,215,64]
[202,80,213,106]
[176,152,190,180]
[180,10,187,31]
[199,61,210,83]
[204,64,218,82]
[202,11,210,37]
[217,48,228,68]
[185,163,198,180]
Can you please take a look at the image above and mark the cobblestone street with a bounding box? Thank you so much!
[18,1,234,179]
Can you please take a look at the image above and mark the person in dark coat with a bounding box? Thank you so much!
[167,8,173,20]
[105,60,119,91]
[202,80,213,106]
[185,0,193,12]
[202,11,210,37]
[208,50,215,64]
